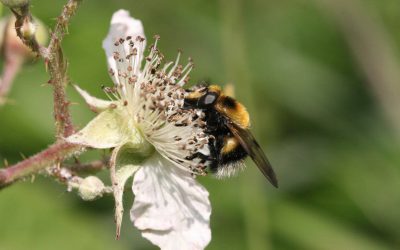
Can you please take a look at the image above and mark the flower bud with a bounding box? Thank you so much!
[0,0,30,8]
[0,15,48,58]
[78,176,105,201]
[20,16,36,40]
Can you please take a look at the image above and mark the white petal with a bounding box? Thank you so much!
[102,9,146,85]
[66,108,142,149]
[74,85,113,113]
[130,155,211,250]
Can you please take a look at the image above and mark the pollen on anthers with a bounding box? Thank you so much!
[104,35,211,176]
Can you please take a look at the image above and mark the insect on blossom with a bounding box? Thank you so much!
[67,10,212,250]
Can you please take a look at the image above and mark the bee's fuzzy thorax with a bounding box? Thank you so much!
[207,85,222,95]
[215,95,250,129]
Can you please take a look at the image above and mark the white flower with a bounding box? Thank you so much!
[67,10,211,250]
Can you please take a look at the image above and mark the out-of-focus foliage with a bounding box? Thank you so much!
[1,0,400,249]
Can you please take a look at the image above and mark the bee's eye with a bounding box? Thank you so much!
[201,92,218,106]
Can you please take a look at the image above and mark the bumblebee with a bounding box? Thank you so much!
[184,84,278,188]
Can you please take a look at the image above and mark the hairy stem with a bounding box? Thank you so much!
[66,159,109,173]
[46,0,82,137]
[0,0,85,190]
[10,0,82,137]
[48,0,82,53]
[0,141,82,189]
[48,42,75,137]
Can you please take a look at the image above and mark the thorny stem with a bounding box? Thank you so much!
[46,0,82,137]
[48,42,75,138]
[10,0,82,137]
[0,0,84,189]
[0,141,82,189]
[47,0,82,55]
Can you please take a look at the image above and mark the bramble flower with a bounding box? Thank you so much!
[66,10,211,250]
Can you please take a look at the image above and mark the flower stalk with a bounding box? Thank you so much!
[66,158,109,173]
[0,141,82,189]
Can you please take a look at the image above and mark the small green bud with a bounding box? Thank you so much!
[32,17,48,47]
[78,176,105,201]
[0,15,48,58]
[20,16,36,40]
[0,0,30,8]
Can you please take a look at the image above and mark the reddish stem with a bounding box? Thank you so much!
[0,141,82,188]
[10,1,82,137]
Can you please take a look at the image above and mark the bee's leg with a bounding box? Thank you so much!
[185,152,215,163]
[182,102,196,110]
[209,136,219,161]
[207,135,224,173]
[205,126,217,134]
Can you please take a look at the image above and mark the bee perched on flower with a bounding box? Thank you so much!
[67,10,211,250]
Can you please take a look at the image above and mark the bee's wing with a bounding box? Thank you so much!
[227,122,278,188]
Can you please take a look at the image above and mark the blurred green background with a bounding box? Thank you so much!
[1,0,400,249]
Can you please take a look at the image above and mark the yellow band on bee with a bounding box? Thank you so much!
[222,137,240,154]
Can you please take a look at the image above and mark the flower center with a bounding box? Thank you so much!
[106,36,211,175]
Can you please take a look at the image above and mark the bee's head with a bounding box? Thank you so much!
[185,84,221,108]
